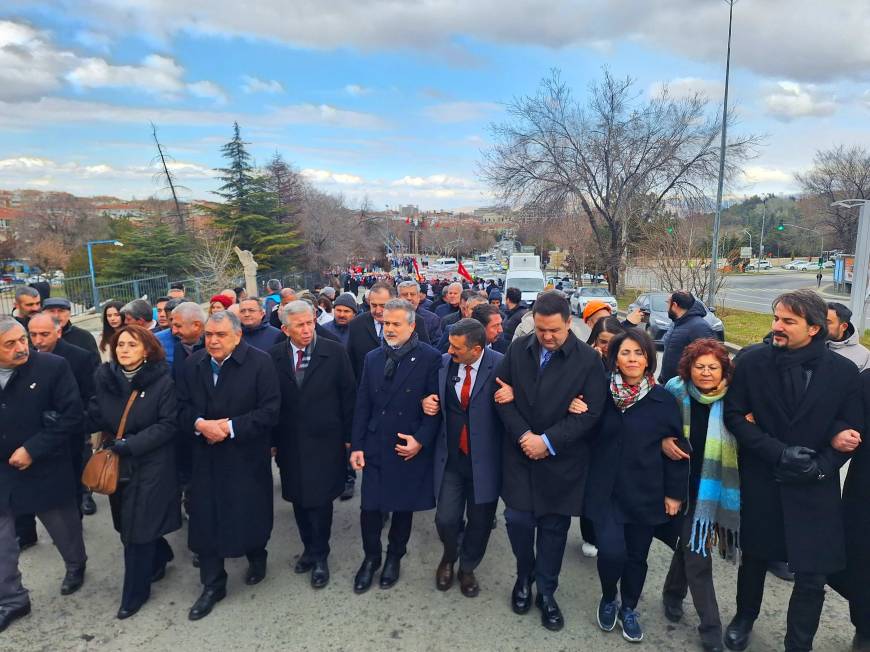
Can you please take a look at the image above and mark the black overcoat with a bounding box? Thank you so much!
[346,312,429,381]
[495,332,608,516]
[350,341,441,512]
[724,342,862,573]
[177,341,280,558]
[270,338,356,508]
[0,352,81,514]
[87,361,181,545]
[61,322,100,357]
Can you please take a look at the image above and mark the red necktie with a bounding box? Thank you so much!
[295,349,304,372]
[459,364,472,455]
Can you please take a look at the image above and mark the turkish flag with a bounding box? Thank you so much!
[457,260,473,283]
[411,258,424,283]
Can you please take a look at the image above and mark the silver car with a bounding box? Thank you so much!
[628,292,725,346]
[570,286,618,316]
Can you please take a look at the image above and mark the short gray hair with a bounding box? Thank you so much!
[172,301,206,324]
[0,316,24,336]
[15,286,39,301]
[280,300,315,325]
[397,280,420,293]
[266,279,282,292]
[384,298,416,324]
[208,309,242,333]
[465,295,487,310]
[121,299,153,322]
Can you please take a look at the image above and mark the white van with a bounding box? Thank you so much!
[505,254,545,303]
[433,257,458,270]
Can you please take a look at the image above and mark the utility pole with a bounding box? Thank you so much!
[757,197,767,272]
[834,200,870,332]
[708,0,736,307]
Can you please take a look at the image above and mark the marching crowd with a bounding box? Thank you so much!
[1,277,869,652]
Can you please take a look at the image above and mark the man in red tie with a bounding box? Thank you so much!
[422,319,504,597]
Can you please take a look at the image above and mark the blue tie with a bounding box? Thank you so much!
[210,358,221,385]
[540,349,553,370]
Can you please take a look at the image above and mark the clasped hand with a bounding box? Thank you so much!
[198,418,230,444]
[519,432,548,460]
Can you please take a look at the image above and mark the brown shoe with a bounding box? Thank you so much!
[436,557,454,591]
[458,570,479,598]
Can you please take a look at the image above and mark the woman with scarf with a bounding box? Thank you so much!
[583,328,689,643]
[661,338,738,652]
[87,325,181,619]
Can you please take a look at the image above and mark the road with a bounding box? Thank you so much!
[7,473,855,651]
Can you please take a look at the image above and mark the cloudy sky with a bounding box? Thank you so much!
[1,1,869,210]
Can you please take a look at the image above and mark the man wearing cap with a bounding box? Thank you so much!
[323,293,358,346]
[42,298,99,357]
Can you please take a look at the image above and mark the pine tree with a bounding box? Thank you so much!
[214,122,257,212]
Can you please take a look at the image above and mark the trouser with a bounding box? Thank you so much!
[121,537,173,610]
[580,516,596,546]
[852,599,870,639]
[199,548,267,591]
[0,503,87,609]
[434,462,497,573]
[345,448,356,485]
[175,432,193,490]
[504,508,571,597]
[360,509,413,559]
[293,503,333,562]
[662,507,722,646]
[736,552,828,652]
[593,513,654,610]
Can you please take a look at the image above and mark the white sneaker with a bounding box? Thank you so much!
[582,542,598,558]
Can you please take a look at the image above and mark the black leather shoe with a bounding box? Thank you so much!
[353,557,381,594]
[81,493,97,516]
[724,615,754,651]
[511,575,534,614]
[767,560,794,582]
[294,556,314,574]
[192,553,200,568]
[311,560,329,589]
[16,535,36,552]
[436,556,455,591]
[60,567,85,595]
[151,565,166,583]
[458,570,479,598]
[703,642,724,652]
[0,602,30,632]
[535,593,565,631]
[245,560,266,585]
[379,555,401,589]
[340,482,355,501]
[188,587,226,621]
[662,597,683,622]
[117,603,142,620]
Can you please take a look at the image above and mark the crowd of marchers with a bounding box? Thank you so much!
[1,277,869,652]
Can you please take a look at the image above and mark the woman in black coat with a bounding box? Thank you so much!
[87,325,181,620]
[583,328,688,644]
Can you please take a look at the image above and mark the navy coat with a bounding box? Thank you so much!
[584,386,689,526]
[242,321,284,352]
[659,301,714,384]
[433,349,503,505]
[346,312,430,380]
[351,340,441,512]
[416,307,442,344]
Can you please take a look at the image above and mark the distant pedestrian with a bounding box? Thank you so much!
[816,271,823,288]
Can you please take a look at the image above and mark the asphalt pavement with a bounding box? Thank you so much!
[6,472,855,651]
[717,269,844,313]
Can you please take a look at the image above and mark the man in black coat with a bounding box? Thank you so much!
[239,296,284,351]
[176,311,280,621]
[398,280,442,343]
[658,291,714,384]
[494,291,607,631]
[723,290,863,652]
[472,303,509,354]
[502,287,528,340]
[346,282,395,380]
[12,286,41,329]
[435,293,487,353]
[270,301,356,589]
[0,318,88,632]
[43,298,100,357]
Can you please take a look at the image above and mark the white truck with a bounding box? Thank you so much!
[504,254,545,303]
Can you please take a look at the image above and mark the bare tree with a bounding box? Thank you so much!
[189,236,242,295]
[299,188,355,270]
[151,122,188,233]
[795,145,870,250]
[481,69,760,293]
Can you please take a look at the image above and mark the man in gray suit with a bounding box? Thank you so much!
[422,318,503,598]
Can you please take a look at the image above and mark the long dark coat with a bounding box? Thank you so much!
[61,322,100,357]
[495,332,608,517]
[177,341,280,558]
[724,342,862,573]
[0,352,81,514]
[270,337,356,508]
[52,339,99,405]
[87,361,181,545]
[351,341,441,512]
[346,312,429,381]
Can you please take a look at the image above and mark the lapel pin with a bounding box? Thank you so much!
[29,383,36,389]
[140,391,146,398]
[411,357,416,362]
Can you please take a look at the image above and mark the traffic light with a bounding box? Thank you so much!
[776,220,785,231]
[667,225,674,234]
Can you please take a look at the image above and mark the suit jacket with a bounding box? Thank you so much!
[350,340,441,512]
[52,338,99,406]
[416,307,442,344]
[346,311,428,380]
[495,332,608,516]
[61,322,99,357]
[433,349,504,504]
[435,310,462,353]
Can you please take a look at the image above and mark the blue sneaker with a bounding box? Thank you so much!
[597,597,618,632]
[619,606,644,643]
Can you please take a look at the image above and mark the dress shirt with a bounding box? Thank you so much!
[453,352,484,402]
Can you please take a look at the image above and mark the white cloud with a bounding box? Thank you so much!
[391,174,475,189]
[740,166,793,185]
[187,80,228,104]
[345,84,371,96]
[241,75,284,94]
[301,168,364,185]
[649,77,722,101]
[263,103,387,129]
[73,30,112,53]
[421,101,501,124]
[0,20,78,101]
[763,81,837,121]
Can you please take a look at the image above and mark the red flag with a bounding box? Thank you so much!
[457,260,473,283]
[411,258,424,283]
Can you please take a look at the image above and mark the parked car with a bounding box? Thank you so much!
[822,260,834,269]
[628,292,725,346]
[570,286,618,316]
[783,260,809,270]
[745,260,771,271]
[580,272,605,284]
[793,261,814,271]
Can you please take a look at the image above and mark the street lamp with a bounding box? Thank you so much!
[86,239,123,310]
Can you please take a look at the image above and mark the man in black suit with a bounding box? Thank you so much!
[494,291,608,631]
[398,280,441,343]
[270,301,356,589]
[472,303,508,353]
[42,298,99,357]
[346,282,395,380]
[435,292,487,353]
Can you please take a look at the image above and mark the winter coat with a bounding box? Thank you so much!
[87,361,181,545]
[61,322,99,357]
[659,301,715,384]
[827,325,870,372]
[502,302,528,340]
[242,321,284,352]
[346,312,430,381]
[416,307,442,344]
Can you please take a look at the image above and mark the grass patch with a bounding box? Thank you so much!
[713,307,771,348]
[617,289,642,311]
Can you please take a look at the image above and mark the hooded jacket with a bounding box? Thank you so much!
[828,324,870,372]
[659,299,714,384]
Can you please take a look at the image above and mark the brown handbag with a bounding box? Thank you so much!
[81,390,138,495]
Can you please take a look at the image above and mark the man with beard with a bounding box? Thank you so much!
[322,293,358,346]
[12,287,41,329]
[723,289,862,652]
[349,299,440,593]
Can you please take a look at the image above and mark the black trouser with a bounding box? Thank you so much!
[662,505,722,646]
[199,548,267,591]
[360,509,412,560]
[175,432,192,490]
[504,508,571,597]
[593,513,654,610]
[121,537,173,610]
[434,460,497,573]
[736,552,827,652]
[345,448,356,485]
[293,503,333,562]
[78,437,91,504]
[580,517,596,546]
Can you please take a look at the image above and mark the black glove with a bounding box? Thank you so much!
[774,446,824,483]
[105,438,132,457]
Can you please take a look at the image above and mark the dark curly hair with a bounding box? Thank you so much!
[677,338,733,384]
